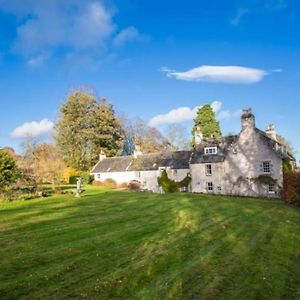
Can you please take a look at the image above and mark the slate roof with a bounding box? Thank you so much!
[91,156,133,173]
[91,150,192,173]
[190,135,238,164]
[91,130,296,173]
[129,151,192,171]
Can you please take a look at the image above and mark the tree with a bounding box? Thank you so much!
[91,99,124,159]
[18,136,38,178]
[33,144,66,188]
[192,104,222,143]
[121,117,171,155]
[55,91,124,170]
[0,150,20,192]
[276,134,294,156]
[166,124,191,151]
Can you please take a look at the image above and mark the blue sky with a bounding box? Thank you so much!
[0,0,299,161]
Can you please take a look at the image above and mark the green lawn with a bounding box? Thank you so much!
[0,188,299,300]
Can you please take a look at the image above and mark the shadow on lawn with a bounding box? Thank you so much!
[1,191,299,299]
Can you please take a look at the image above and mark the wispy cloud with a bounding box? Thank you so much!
[161,65,279,84]
[113,26,140,47]
[230,8,249,26]
[11,119,54,138]
[0,1,143,65]
[218,109,242,120]
[230,0,287,26]
[27,54,47,68]
[148,100,236,127]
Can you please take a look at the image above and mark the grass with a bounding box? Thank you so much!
[0,188,299,300]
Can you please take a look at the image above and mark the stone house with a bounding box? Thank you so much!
[91,108,295,198]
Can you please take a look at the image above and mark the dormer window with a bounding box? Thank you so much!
[204,147,217,155]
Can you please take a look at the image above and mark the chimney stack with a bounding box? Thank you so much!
[99,150,106,161]
[133,145,143,158]
[194,126,203,145]
[241,108,255,131]
[266,124,277,141]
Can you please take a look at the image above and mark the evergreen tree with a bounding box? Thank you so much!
[0,150,20,192]
[192,104,222,143]
[55,91,124,170]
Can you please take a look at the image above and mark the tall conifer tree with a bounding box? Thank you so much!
[192,104,222,143]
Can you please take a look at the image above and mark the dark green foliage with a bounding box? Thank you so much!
[283,158,293,174]
[0,150,20,192]
[192,104,222,143]
[0,188,300,299]
[55,91,124,171]
[157,170,192,193]
[69,172,94,185]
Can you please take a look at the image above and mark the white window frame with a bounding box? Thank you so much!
[268,183,275,194]
[204,147,217,155]
[206,164,212,176]
[263,161,271,174]
[207,182,214,192]
[97,174,101,179]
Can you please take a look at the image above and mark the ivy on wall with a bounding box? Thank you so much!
[157,170,192,193]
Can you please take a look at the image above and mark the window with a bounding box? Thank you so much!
[204,147,217,155]
[207,182,214,192]
[206,164,212,176]
[263,161,271,174]
[173,169,178,176]
[268,184,275,194]
[97,174,100,179]
[217,186,222,192]
[181,186,188,192]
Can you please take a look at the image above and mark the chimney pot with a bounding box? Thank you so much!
[266,124,277,141]
[133,145,142,158]
[194,126,203,145]
[99,150,106,161]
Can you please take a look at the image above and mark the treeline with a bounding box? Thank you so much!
[0,90,195,199]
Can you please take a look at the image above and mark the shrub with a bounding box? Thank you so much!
[63,167,78,184]
[0,150,20,192]
[119,182,129,189]
[102,178,117,189]
[282,172,300,206]
[128,180,141,191]
[92,178,117,189]
[69,172,93,185]
[157,170,192,193]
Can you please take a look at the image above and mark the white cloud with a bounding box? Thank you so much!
[27,54,47,68]
[113,26,140,47]
[148,106,199,127]
[218,109,242,120]
[10,1,115,55]
[11,119,54,138]
[161,65,276,84]
[211,101,222,113]
[148,100,223,127]
[230,8,249,26]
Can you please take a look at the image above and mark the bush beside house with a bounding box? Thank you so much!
[283,172,300,207]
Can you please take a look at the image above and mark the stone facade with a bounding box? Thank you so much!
[91,108,295,198]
